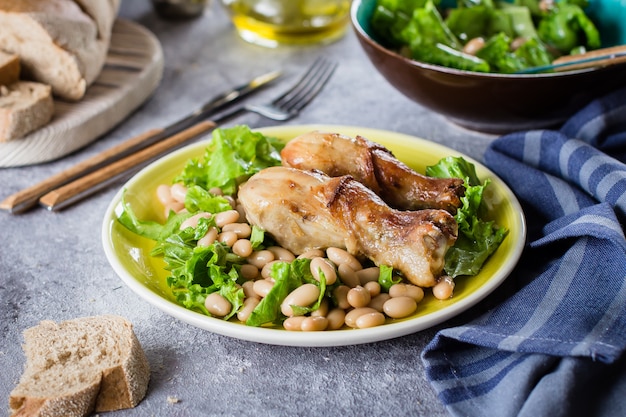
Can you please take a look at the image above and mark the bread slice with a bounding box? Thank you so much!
[0,50,20,85]
[74,0,121,41]
[9,315,150,417]
[0,0,120,101]
[0,81,54,142]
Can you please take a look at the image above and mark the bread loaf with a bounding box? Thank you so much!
[9,315,151,417]
[0,0,120,101]
[0,81,54,142]
[0,51,20,86]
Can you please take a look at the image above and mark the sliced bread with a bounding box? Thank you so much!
[0,0,120,101]
[0,50,20,86]
[9,315,151,417]
[0,81,54,142]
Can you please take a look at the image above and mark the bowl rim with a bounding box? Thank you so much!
[349,0,604,79]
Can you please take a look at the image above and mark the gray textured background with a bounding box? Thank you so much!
[0,1,498,416]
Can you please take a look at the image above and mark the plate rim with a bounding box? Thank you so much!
[102,124,527,347]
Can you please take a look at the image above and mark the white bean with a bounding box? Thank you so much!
[347,286,371,308]
[311,298,329,317]
[240,264,259,280]
[344,307,378,328]
[326,247,362,271]
[297,249,325,259]
[214,210,240,227]
[389,283,425,303]
[241,280,256,298]
[356,267,380,285]
[204,293,231,317]
[246,250,275,269]
[368,293,391,312]
[218,231,238,247]
[170,183,188,203]
[383,296,417,319]
[332,285,351,310]
[267,246,296,262]
[433,276,455,300]
[222,222,252,238]
[356,312,386,329]
[235,203,247,222]
[463,37,486,55]
[197,227,218,247]
[232,239,253,257]
[310,257,337,285]
[364,281,381,297]
[156,184,173,205]
[253,279,274,298]
[337,263,360,288]
[261,260,281,280]
[301,316,328,332]
[237,296,260,322]
[283,316,306,331]
[326,308,346,330]
[281,284,320,317]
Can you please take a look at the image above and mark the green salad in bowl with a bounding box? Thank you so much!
[369,0,603,73]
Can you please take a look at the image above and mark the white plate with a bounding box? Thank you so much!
[102,125,526,347]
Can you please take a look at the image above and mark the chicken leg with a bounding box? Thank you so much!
[238,166,458,287]
[281,131,465,213]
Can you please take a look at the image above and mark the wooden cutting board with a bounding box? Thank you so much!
[0,19,164,167]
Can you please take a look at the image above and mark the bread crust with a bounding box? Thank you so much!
[10,378,100,417]
[0,0,120,101]
[95,326,151,412]
[0,51,20,86]
[9,315,150,417]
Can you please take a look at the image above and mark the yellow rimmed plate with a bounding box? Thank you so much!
[102,125,526,347]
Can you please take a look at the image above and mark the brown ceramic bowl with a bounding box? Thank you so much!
[351,0,626,134]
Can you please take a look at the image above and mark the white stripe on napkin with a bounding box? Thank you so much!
[497,241,585,351]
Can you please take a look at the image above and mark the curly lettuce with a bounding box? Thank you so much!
[116,125,284,320]
[426,156,508,277]
[371,0,601,73]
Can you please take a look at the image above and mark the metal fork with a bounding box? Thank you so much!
[37,58,338,211]
[217,57,338,122]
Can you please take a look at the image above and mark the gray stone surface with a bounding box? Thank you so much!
[0,1,497,416]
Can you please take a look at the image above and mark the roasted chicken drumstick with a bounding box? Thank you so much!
[238,166,458,287]
[281,131,465,213]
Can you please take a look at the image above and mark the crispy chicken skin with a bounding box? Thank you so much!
[281,131,465,213]
[238,166,458,287]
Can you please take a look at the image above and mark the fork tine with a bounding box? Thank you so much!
[283,60,337,113]
[241,58,337,121]
[276,60,337,112]
[272,58,329,107]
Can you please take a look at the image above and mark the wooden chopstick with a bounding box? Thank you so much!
[38,120,216,211]
[552,45,626,72]
[0,127,165,213]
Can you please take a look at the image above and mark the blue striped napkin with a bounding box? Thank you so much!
[421,87,626,417]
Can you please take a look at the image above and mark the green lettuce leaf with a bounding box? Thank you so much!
[378,264,402,291]
[174,125,284,194]
[184,185,233,213]
[426,156,508,277]
[537,3,601,54]
[246,259,319,327]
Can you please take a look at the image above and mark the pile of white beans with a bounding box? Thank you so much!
[156,182,456,331]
